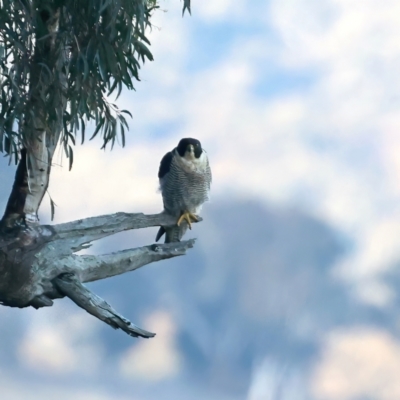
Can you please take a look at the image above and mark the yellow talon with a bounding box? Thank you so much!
[177,212,199,230]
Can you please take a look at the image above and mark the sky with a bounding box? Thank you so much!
[2,0,400,399]
[44,0,400,306]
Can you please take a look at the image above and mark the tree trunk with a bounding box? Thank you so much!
[1,4,63,228]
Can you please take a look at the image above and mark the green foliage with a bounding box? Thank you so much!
[0,0,188,165]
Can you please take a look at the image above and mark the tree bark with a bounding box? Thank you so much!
[1,4,65,228]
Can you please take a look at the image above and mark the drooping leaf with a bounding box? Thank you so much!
[48,191,57,221]
[68,145,74,171]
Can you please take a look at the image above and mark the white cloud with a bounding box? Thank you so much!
[177,0,400,301]
[311,327,400,400]
[44,142,165,223]
[119,310,183,381]
[195,0,246,21]
[270,0,400,69]
[247,359,308,400]
[0,374,138,400]
[17,303,103,375]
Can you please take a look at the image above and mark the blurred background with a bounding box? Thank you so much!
[1,0,400,398]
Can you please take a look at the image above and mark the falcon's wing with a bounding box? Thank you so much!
[158,151,174,179]
[156,150,174,242]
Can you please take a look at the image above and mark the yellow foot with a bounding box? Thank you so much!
[177,212,199,230]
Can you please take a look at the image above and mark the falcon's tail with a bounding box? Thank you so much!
[155,224,188,243]
[155,226,166,242]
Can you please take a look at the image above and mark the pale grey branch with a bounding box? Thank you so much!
[47,212,201,254]
[53,273,155,338]
[53,212,189,236]
[51,239,196,283]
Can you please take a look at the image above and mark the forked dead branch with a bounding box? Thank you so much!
[0,211,198,338]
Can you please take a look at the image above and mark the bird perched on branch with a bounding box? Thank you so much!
[156,138,212,243]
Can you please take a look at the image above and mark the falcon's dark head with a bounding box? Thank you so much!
[176,138,203,159]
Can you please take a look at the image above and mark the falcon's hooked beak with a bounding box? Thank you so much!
[184,144,196,160]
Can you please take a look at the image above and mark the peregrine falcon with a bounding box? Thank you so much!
[156,138,212,243]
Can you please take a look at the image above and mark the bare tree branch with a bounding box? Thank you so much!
[52,212,191,237]
[52,239,196,283]
[53,273,155,338]
[47,212,201,254]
